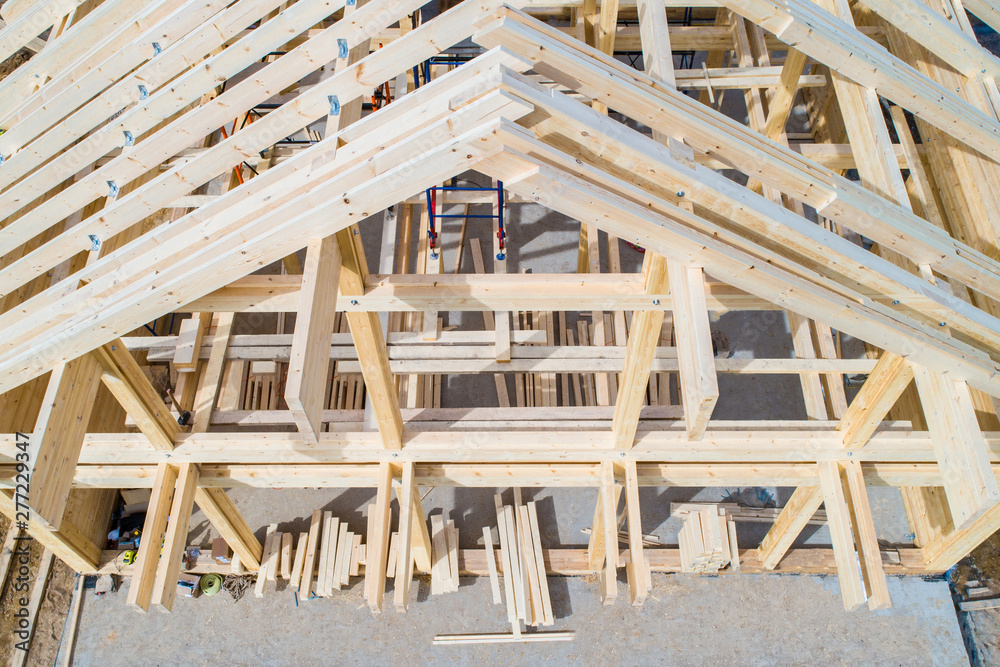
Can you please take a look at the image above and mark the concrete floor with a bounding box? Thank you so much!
[65,571,967,665]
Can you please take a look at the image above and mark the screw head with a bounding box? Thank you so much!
[676,191,685,197]
[892,300,900,305]
[653,299,660,306]
[350,299,358,306]
[939,321,946,326]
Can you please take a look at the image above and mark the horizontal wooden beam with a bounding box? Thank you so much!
[182,273,955,315]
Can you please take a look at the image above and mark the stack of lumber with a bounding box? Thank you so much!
[492,494,553,628]
[256,509,361,599]
[675,504,740,574]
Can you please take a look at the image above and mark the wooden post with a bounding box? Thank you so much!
[286,236,342,442]
[151,462,199,612]
[127,462,178,612]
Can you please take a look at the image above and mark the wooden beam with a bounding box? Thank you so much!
[286,237,342,442]
[0,489,99,573]
[717,0,1000,164]
[764,48,808,140]
[612,254,669,449]
[622,460,648,606]
[127,462,177,612]
[598,461,618,604]
[668,261,719,439]
[194,487,263,572]
[93,340,177,451]
[394,463,432,573]
[755,486,823,570]
[151,462,199,612]
[191,312,235,433]
[336,228,404,450]
[842,460,891,610]
[27,354,100,528]
[818,461,867,611]
[913,366,1000,529]
[838,353,913,449]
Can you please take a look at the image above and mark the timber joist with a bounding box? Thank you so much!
[3,0,1000,614]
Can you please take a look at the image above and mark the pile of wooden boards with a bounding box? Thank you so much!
[255,509,363,598]
[491,493,553,628]
[675,504,740,574]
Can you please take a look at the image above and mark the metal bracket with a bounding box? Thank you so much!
[328,95,340,116]
[107,181,119,198]
[123,130,134,147]
[88,235,102,252]
[338,38,348,59]
[138,85,148,100]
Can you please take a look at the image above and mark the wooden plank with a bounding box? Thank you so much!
[286,237,342,442]
[394,464,432,573]
[493,494,521,635]
[430,513,448,596]
[323,516,339,596]
[299,509,322,597]
[756,486,824,570]
[174,314,211,373]
[281,532,293,580]
[194,488,262,571]
[623,460,648,606]
[27,354,100,528]
[913,366,1000,529]
[484,526,503,605]
[599,461,618,605]
[290,532,308,590]
[126,462,177,612]
[366,461,393,612]
[151,462,199,612]
[266,528,280,582]
[394,461,416,611]
[517,505,542,625]
[526,501,553,625]
[446,519,460,594]
[254,525,275,598]
[316,511,334,596]
[818,461,867,611]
